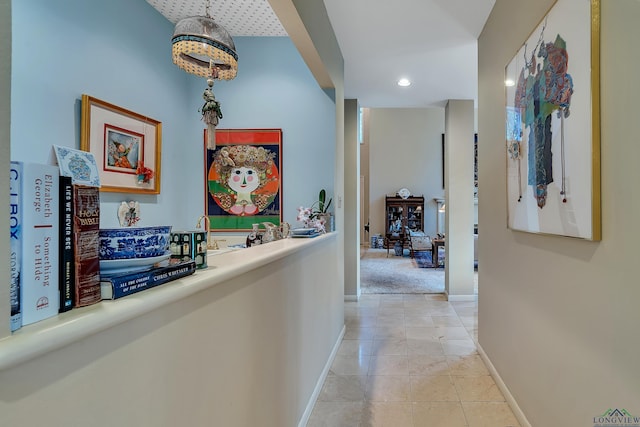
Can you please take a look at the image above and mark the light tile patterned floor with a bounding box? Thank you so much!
[307,294,520,427]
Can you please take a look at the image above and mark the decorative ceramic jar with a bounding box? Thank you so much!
[394,242,403,256]
[261,222,278,243]
[246,223,262,247]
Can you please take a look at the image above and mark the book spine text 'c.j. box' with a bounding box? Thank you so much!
[13,162,61,325]
[9,163,22,332]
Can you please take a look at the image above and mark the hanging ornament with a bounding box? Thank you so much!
[559,108,567,203]
[508,140,523,202]
[201,67,223,150]
[117,201,141,227]
[172,0,237,151]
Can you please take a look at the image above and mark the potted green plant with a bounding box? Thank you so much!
[312,189,334,232]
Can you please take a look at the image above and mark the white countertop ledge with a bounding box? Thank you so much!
[0,232,336,371]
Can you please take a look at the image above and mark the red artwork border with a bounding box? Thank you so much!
[204,129,283,232]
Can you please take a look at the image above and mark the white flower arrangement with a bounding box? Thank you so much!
[296,206,326,233]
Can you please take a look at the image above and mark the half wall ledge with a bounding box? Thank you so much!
[0,232,338,371]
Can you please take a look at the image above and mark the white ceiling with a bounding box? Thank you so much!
[147,0,495,108]
[147,0,288,36]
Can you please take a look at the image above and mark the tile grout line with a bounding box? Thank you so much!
[312,294,517,426]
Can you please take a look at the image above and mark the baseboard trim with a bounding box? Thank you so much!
[298,325,346,427]
[344,295,359,302]
[446,293,477,302]
[477,343,531,427]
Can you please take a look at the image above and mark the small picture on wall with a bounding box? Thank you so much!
[104,125,143,173]
[80,94,162,194]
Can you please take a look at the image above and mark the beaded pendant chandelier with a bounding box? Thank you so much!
[171,0,238,148]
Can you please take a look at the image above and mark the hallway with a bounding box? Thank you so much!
[307,294,519,426]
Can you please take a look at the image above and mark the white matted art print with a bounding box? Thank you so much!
[504,0,601,240]
[80,94,162,194]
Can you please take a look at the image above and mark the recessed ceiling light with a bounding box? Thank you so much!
[505,79,515,87]
[397,78,411,87]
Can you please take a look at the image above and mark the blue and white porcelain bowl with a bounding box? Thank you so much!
[99,226,172,260]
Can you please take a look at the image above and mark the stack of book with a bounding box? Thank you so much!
[100,259,196,300]
[8,159,196,332]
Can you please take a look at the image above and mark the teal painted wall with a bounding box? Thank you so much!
[11,0,335,230]
[210,36,335,227]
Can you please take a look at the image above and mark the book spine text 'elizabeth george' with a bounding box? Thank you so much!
[12,161,60,325]
[9,164,22,332]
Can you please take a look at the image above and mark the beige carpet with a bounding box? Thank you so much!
[360,248,445,294]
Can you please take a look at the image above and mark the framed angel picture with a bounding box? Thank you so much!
[80,94,161,194]
[204,129,283,231]
[504,0,601,240]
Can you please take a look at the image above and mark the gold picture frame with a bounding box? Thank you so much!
[80,94,162,194]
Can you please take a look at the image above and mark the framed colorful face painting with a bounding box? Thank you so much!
[504,0,601,240]
[205,129,283,231]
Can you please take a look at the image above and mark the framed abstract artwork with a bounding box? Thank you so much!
[80,95,162,194]
[504,0,601,240]
[204,129,283,231]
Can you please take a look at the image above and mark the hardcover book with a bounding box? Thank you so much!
[9,163,22,332]
[58,175,74,312]
[12,161,60,325]
[101,259,196,300]
[73,185,101,307]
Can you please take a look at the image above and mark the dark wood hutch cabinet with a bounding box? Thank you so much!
[384,195,425,250]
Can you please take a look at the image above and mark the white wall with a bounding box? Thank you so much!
[444,100,475,298]
[369,108,445,237]
[270,0,347,301]
[344,99,360,297]
[360,108,371,243]
[478,1,640,425]
[0,0,10,336]
[0,237,342,426]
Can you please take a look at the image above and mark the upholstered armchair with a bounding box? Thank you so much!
[410,235,432,258]
[405,227,432,258]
